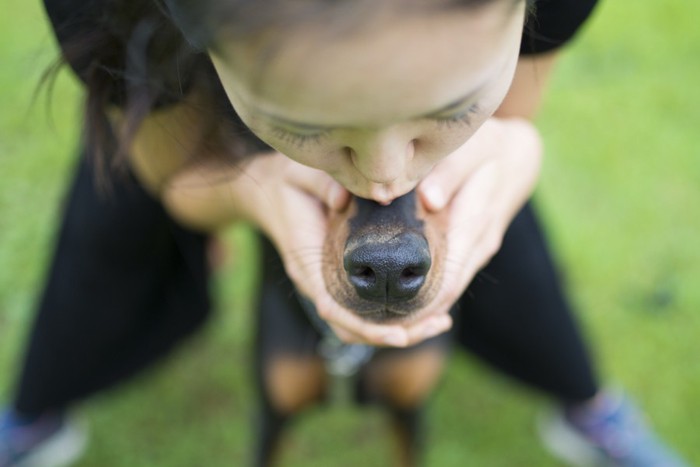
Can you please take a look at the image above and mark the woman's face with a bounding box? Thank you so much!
[211,1,525,203]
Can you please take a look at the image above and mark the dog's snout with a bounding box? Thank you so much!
[324,190,443,321]
[344,231,431,304]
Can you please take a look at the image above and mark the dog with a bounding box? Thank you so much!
[253,190,451,467]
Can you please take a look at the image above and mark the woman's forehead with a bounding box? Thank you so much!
[213,3,524,126]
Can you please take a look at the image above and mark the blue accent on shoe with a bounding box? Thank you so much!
[538,393,688,467]
[0,408,86,467]
[0,411,43,432]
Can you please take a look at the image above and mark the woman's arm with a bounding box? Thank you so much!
[118,91,227,201]
[495,50,559,120]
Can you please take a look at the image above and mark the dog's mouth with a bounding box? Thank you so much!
[322,190,446,324]
[348,306,415,324]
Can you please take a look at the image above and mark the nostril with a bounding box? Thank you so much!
[398,266,426,289]
[400,267,421,280]
[390,262,428,302]
[349,266,376,288]
[354,266,375,280]
[346,261,386,301]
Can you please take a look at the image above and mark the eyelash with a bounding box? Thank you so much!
[270,103,481,146]
[434,103,480,128]
[270,127,329,147]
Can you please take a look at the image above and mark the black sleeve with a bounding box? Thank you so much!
[520,0,601,55]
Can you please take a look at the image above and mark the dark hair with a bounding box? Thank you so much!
[56,0,534,176]
[166,0,533,51]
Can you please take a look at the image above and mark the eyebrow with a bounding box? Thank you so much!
[262,85,485,131]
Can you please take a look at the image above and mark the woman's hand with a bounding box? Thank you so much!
[413,116,543,325]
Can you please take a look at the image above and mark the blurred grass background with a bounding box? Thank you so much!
[1,0,698,465]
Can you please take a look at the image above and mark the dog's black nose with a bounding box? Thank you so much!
[344,231,431,303]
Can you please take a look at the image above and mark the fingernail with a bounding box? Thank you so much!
[437,316,453,332]
[421,184,445,210]
[383,333,406,347]
[424,317,451,338]
[328,184,348,210]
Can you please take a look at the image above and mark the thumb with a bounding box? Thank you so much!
[417,121,501,212]
[286,162,351,211]
[418,149,484,212]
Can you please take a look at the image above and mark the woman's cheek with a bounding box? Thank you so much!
[417,125,477,162]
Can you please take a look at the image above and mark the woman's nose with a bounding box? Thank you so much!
[345,130,415,185]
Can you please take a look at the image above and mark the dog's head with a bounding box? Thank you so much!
[322,190,447,324]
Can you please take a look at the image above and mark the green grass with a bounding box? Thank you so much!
[1,1,699,465]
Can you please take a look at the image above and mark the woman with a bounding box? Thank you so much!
[0,0,687,465]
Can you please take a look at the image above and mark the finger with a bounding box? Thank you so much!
[316,295,410,347]
[329,326,363,344]
[431,159,500,265]
[404,313,453,346]
[419,159,480,212]
[427,216,506,321]
[420,175,503,319]
[418,122,500,212]
[286,162,351,211]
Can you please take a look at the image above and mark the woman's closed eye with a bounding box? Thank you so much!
[432,103,480,128]
[271,126,330,147]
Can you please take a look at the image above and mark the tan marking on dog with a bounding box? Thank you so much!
[264,356,326,414]
[365,347,447,409]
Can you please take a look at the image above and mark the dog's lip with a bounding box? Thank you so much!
[344,297,424,317]
[353,306,416,324]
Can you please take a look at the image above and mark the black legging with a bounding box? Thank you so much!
[12,154,598,415]
[13,157,211,414]
[456,206,599,403]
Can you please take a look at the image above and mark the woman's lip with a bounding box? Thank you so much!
[348,181,417,204]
